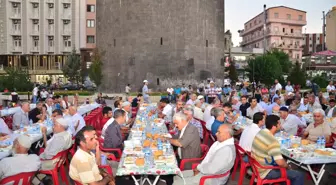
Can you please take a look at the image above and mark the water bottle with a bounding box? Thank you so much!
[242,117,246,124]
[145,149,151,165]
[286,137,291,148]
[101,154,107,165]
[158,139,163,151]
[29,119,33,126]
[321,136,326,149]
[316,137,321,149]
[20,122,24,130]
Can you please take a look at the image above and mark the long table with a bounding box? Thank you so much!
[116,103,182,185]
[0,103,101,160]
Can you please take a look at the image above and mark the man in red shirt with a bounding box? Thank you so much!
[101,106,113,126]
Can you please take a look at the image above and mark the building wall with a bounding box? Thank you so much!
[303,33,323,55]
[97,0,225,92]
[240,6,306,62]
[326,7,336,51]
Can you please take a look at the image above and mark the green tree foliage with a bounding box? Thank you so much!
[312,74,329,88]
[89,48,105,87]
[287,61,306,87]
[245,54,282,86]
[0,67,32,91]
[228,60,238,82]
[268,49,292,73]
[62,48,81,84]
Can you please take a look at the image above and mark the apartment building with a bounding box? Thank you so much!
[0,0,96,83]
[326,6,336,51]
[302,33,324,55]
[239,6,306,62]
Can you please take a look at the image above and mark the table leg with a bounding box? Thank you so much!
[307,164,326,185]
[131,175,140,185]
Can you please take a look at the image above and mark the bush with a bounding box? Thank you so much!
[2,90,94,96]
[311,75,329,89]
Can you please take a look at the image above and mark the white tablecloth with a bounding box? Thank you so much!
[0,104,37,117]
[0,103,100,160]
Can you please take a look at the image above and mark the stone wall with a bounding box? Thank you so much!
[97,0,225,92]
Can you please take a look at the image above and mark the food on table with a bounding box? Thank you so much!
[142,104,149,107]
[135,158,145,166]
[148,112,153,117]
[301,139,310,145]
[154,150,163,157]
[23,128,28,132]
[143,140,151,147]
[146,133,152,139]
[291,143,300,148]
[299,112,307,115]
[134,147,142,151]
[0,145,9,148]
[135,120,142,124]
[124,156,135,164]
[153,133,161,140]
[154,119,161,123]
[151,141,158,148]
[315,149,334,156]
[0,135,9,141]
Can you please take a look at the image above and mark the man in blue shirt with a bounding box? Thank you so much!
[174,86,182,96]
[211,107,225,136]
[223,85,232,96]
[142,80,150,103]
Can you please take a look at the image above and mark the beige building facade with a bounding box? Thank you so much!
[240,6,306,62]
[326,6,336,51]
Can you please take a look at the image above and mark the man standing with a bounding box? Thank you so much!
[40,88,49,101]
[125,84,131,98]
[275,79,282,93]
[327,81,335,93]
[95,92,106,105]
[69,106,86,136]
[13,102,30,130]
[170,112,201,166]
[252,115,304,185]
[0,135,41,180]
[167,87,175,103]
[32,84,39,103]
[142,80,150,103]
[285,81,294,94]
[173,124,236,185]
[205,81,217,104]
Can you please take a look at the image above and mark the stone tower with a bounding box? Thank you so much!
[97,0,225,92]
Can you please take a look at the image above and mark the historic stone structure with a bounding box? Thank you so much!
[97,0,225,92]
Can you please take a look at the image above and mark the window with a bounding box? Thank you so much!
[87,20,95,28]
[114,39,116,47]
[206,40,208,47]
[250,23,252,27]
[14,40,21,47]
[298,15,303,21]
[13,23,20,31]
[287,14,291,20]
[160,37,163,45]
[86,36,95,43]
[283,28,285,33]
[48,40,54,47]
[310,37,312,40]
[291,29,293,33]
[309,44,312,47]
[274,13,279,18]
[64,39,71,47]
[296,54,299,59]
[33,40,39,47]
[87,5,95,12]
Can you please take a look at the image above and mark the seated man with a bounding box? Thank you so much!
[158,98,173,123]
[279,107,299,136]
[13,102,30,130]
[210,108,225,136]
[131,93,143,108]
[70,126,133,185]
[69,106,86,136]
[246,97,265,119]
[239,96,250,117]
[101,106,113,126]
[95,92,106,105]
[303,108,331,143]
[40,118,73,170]
[170,112,201,166]
[183,105,203,139]
[0,135,41,180]
[252,115,304,185]
[239,112,265,155]
[193,100,204,121]
[29,102,43,123]
[173,124,236,185]
[104,109,127,149]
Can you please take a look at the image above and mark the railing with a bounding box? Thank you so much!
[11,29,21,35]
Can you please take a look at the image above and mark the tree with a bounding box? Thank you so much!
[287,61,306,87]
[227,59,238,82]
[245,54,282,86]
[89,48,105,88]
[312,75,329,88]
[62,48,81,84]
[268,49,292,73]
[0,67,32,91]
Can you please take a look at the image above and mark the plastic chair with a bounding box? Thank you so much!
[247,153,290,185]
[72,165,113,185]
[231,144,251,185]
[191,163,231,185]
[326,133,336,148]
[0,171,37,185]
[98,138,122,161]
[179,144,209,171]
[39,150,69,185]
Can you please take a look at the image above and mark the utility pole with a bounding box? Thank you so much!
[263,4,267,54]
[322,11,326,51]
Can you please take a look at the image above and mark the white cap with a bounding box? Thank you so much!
[143,80,148,83]
[197,95,204,100]
[122,101,131,107]
[55,118,68,128]
[17,135,32,149]
[210,81,215,84]
[288,92,294,96]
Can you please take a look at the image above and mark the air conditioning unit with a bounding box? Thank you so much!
[48,20,54,24]
[33,19,39,24]
[13,20,19,24]
[64,4,69,8]
[63,20,70,24]
[33,36,39,40]
[48,3,54,8]
[13,3,18,8]
[33,3,38,8]
[49,36,54,40]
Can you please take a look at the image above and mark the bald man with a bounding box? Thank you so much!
[174,124,236,185]
[69,106,85,136]
[13,102,30,130]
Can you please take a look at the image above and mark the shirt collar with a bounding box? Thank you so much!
[214,137,235,148]
[13,153,28,157]
[78,148,95,158]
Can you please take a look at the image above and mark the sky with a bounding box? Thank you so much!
[226,0,335,46]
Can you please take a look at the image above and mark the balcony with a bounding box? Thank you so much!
[63,47,72,52]
[12,47,22,52]
[61,13,71,20]
[62,0,71,4]
[31,47,39,52]
[10,13,21,19]
[8,0,21,2]
[45,0,54,3]
[268,31,304,38]
[10,29,21,35]
[62,29,71,36]
[267,18,307,26]
[30,0,39,3]
[271,44,302,51]
[31,30,39,36]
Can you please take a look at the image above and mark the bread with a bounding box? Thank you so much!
[315,150,333,156]
[301,139,310,145]
[154,119,161,123]
[291,143,300,148]
[143,140,151,147]
[153,133,160,140]
[135,158,145,166]
[146,133,152,139]
[154,150,163,157]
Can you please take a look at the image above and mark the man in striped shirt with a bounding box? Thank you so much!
[251,115,304,185]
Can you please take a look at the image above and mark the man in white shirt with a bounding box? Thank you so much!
[307,94,322,113]
[279,107,300,136]
[61,94,72,110]
[285,81,294,94]
[0,117,12,135]
[40,88,49,101]
[125,84,131,97]
[246,97,265,118]
[204,99,220,130]
[167,87,174,102]
[275,79,282,93]
[193,100,204,121]
[186,94,197,105]
[231,96,242,112]
[239,112,265,154]
[158,98,173,123]
[327,99,335,118]
[69,106,86,136]
[45,98,53,116]
[0,135,41,180]
[326,81,335,93]
[298,96,309,112]
[32,85,39,103]
[173,124,235,185]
